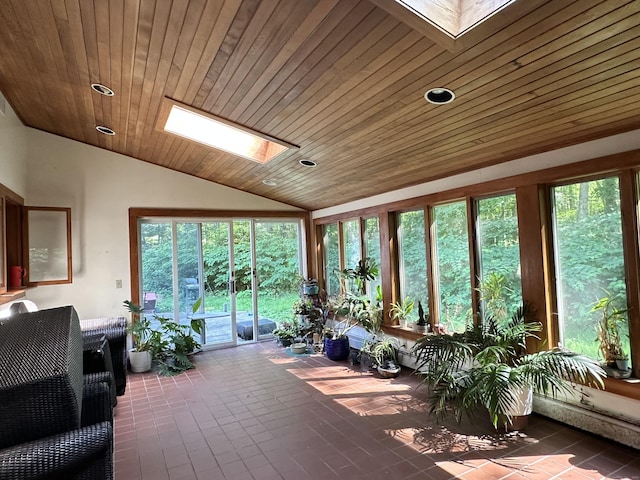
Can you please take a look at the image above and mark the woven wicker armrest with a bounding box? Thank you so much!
[0,421,113,480]
[81,380,113,427]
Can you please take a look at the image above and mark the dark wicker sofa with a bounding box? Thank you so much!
[0,306,113,480]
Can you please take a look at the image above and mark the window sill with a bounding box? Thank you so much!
[381,324,430,341]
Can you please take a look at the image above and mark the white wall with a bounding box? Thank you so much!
[23,128,301,319]
[0,93,27,197]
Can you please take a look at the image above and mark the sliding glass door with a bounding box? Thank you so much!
[139,217,303,348]
[254,220,302,341]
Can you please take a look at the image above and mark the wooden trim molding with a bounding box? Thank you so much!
[602,377,640,401]
[619,170,640,379]
[128,207,309,309]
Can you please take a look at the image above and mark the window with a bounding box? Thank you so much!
[322,223,340,297]
[134,211,306,347]
[433,201,472,332]
[551,177,630,360]
[342,220,361,294]
[364,217,381,300]
[476,194,522,320]
[397,210,428,314]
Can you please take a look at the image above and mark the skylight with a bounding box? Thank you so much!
[158,99,296,164]
[397,0,516,38]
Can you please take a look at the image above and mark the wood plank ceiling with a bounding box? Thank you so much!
[0,0,639,210]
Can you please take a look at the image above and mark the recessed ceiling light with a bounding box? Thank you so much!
[262,179,277,186]
[425,88,455,104]
[299,159,316,167]
[96,125,116,135]
[91,83,115,96]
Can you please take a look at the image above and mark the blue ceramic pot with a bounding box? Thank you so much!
[325,336,350,361]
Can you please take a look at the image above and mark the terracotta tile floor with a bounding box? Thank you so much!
[114,342,640,480]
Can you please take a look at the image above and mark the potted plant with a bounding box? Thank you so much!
[411,304,605,431]
[615,352,630,371]
[125,298,204,376]
[272,319,299,347]
[124,300,157,373]
[390,296,414,328]
[326,258,381,361]
[292,298,320,327]
[335,257,379,295]
[370,336,401,378]
[153,314,201,376]
[324,294,367,361]
[592,292,629,369]
[413,301,429,334]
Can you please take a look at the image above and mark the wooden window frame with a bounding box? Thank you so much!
[311,149,640,397]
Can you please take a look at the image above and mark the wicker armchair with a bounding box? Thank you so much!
[0,306,114,480]
[0,421,113,480]
[80,317,127,396]
[0,382,113,480]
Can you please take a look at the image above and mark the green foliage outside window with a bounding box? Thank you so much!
[553,177,630,360]
[140,219,303,323]
[434,202,473,332]
[364,217,381,301]
[323,224,340,296]
[397,210,428,318]
[477,194,522,320]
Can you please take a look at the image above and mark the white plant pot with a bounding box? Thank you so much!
[290,342,308,354]
[494,385,533,432]
[506,385,533,416]
[129,349,152,373]
[616,358,629,371]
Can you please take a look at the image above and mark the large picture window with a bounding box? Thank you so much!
[433,201,472,333]
[364,217,381,300]
[476,194,522,320]
[397,210,428,314]
[322,223,340,297]
[551,177,630,361]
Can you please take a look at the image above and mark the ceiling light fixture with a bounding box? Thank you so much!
[158,98,297,164]
[262,179,277,186]
[91,83,115,96]
[425,88,455,104]
[96,125,116,135]
[299,159,317,167]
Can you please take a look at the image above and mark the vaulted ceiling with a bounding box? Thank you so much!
[0,0,639,210]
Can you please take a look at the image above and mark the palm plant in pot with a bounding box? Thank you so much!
[411,304,605,431]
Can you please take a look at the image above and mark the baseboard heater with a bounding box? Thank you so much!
[533,395,640,449]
